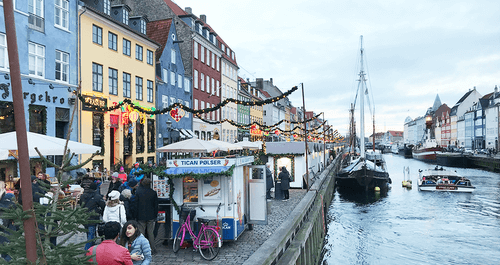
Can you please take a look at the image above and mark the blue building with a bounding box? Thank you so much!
[147,19,193,163]
[0,0,79,185]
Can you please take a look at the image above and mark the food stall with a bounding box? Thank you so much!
[266,141,328,188]
[167,156,267,241]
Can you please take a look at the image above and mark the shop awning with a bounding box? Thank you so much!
[185,129,196,138]
[165,166,229,175]
[180,129,194,139]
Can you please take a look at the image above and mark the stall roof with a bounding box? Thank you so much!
[266,142,305,154]
[266,141,323,154]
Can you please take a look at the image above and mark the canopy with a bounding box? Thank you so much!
[235,140,261,150]
[0,131,101,158]
[156,138,219,153]
[209,139,243,151]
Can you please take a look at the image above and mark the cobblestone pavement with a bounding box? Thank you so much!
[60,181,307,264]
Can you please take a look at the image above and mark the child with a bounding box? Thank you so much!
[119,220,152,264]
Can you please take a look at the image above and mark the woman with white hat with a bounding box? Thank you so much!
[103,190,127,227]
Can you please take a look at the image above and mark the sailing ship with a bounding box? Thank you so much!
[337,36,391,192]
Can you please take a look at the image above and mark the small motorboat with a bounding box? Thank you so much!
[417,166,475,192]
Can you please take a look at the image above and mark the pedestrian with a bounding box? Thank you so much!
[129,162,144,182]
[107,173,123,200]
[121,189,134,221]
[133,178,158,255]
[118,167,128,183]
[36,172,51,188]
[103,190,127,227]
[119,220,152,264]
[0,181,15,261]
[79,174,95,191]
[87,221,133,265]
[266,164,274,199]
[278,166,291,201]
[79,182,106,250]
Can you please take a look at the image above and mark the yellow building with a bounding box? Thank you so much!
[79,4,159,172]
[249,86,263,141]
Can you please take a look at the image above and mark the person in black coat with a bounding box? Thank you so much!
[0,181,15,261]
[106,174,122,200]
[133,178,158,254]
[266,164,274,199]
[79,182,105,250]
[278,166,291,201]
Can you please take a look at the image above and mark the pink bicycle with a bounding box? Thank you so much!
[173,204,222,260]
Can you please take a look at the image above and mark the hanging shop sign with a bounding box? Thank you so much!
[129,110,139,123]
[170,107,185,122]
[82,95,107,111]
[250,124,262,136]
[213,128,220,140]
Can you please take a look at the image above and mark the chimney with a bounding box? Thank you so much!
[495,85,498,94]
[256,78,263,90]
[270,78,273,85]
[185,7,192,14]
[200,14,206,23]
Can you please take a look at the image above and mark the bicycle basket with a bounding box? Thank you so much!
[180,207,196,222]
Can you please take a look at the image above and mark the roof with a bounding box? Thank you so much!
[454,89,474,107]
[146,19,173,61]
[388,131,403,137]
[163,0,188,16]
[260,90,272,98]
[291,107,297,114]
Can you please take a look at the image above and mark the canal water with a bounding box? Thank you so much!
[322,153,500,265]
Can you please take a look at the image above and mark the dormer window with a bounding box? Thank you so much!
[103,0,110,15]
[140,20,146,34]
[123,9,129,24]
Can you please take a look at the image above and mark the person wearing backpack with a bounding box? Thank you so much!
[79,182,106,250]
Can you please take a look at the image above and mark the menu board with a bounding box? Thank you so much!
[202,176,221,200]
[152,174,169,198]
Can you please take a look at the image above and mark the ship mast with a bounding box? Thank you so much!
[358,35,366,159]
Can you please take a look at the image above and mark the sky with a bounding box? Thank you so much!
[174,0,500,136]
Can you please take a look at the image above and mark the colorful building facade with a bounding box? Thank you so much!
[79,1,159,171]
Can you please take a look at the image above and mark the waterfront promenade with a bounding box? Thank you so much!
[59,181,308,264]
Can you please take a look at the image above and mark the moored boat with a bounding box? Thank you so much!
[417,166,475,192]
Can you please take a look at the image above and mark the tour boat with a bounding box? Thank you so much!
[417,166,475,192]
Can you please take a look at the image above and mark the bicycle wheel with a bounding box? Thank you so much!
[198,228,221,260]
[173,226,184,253]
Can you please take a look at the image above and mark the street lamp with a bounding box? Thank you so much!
[165,120,172,160]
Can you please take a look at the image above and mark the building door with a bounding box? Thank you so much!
[246,165,267,225]
[110,128,115,168]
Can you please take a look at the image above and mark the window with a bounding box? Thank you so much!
[183,176,198,203]
[28,42,45,77]
[216,56,219,71]
[123,72,131,98]
[123,39,131,56]
[206,51,210,67]
[92,63,103,92]
[28,0,44,31]
[194,41,198,59]
[169,97,175,106]
[212,53,215,69]
[170,71,175,86]
[0,33,8,70]
[29,105,46,134]
[147,49,153,65]
[122,9,129,24]
[136,120,144,153]
[185,101,190,117]
[103,0,110,15]
[200,73,204,91]
[55,50,69,82]
[135,45,143,61]
[162,95,168,109]
[201,46,204,63]
[211,78,215,95]
[54,0,69,30]
[93,113,103,148]
[171,49,176,64]
[135,76,143,100]
[147,80,153,103]
[178,74,182,88]
[184,77,190,93]
[108,68,118,95]
[92,25,102,45]
[216,81,219,96]
[194,70,198,89]
[206,75,209,94]
[194,99,198,110]
[140,20,146,34]
[108,32,117,51]
[0,102,15,133]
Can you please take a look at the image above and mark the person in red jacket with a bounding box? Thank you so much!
[87,221,133,265]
